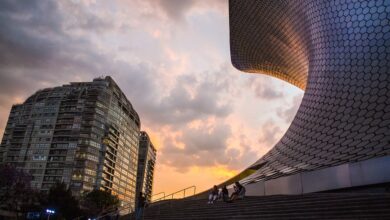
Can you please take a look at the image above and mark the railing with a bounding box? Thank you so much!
[72,203,134,220]
[152,186,196,202]
[96,203,133,220]
[151,192,165,201]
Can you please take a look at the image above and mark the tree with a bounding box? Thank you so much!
[0,164,38,219]
[82,189,120,217]
[43,182,82,220]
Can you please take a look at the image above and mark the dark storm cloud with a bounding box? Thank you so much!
[115,64,234,127]
[0,0,234,134]
[0,0,111,72]
[0,0,63,67]
[0,0,77,119]
[0,0,270,177]
[157,74,232,123]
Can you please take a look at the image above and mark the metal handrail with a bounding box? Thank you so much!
[72,203,134,220]
[151,192,165,200]
[152,186,196,202]
[96,203,134,220]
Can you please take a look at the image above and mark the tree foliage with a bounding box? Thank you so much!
[0,165,121,219]
[0,164,38,219]
[42,182,82,219]
[83,189,120,217]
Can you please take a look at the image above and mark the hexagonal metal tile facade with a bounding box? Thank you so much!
[230,0,390,182]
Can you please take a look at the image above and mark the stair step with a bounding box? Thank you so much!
[147,199,390,211]
[124,193,390,220]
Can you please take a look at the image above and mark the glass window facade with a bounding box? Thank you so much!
[0,76,141,208]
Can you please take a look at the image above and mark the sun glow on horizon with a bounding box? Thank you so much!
[0,0,303,198]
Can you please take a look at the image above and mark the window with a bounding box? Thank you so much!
[32,155,46,161]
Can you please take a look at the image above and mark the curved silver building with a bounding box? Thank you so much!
[230,0,390,194]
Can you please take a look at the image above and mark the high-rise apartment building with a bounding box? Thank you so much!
[136,131,156,205]
[0,76,140,207]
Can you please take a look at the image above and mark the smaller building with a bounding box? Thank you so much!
[135,131,156,207]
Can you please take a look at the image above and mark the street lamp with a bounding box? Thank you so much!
[46,209,55,220]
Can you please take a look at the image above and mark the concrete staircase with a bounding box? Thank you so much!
[137,193,390,220]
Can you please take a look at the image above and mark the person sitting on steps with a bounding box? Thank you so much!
[219,185,229,202]
[207,185,219,204]
[228,182,246,202]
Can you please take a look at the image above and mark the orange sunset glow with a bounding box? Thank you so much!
[0,0,303,197]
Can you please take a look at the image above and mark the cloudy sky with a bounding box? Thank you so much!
[0,0,303,196]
